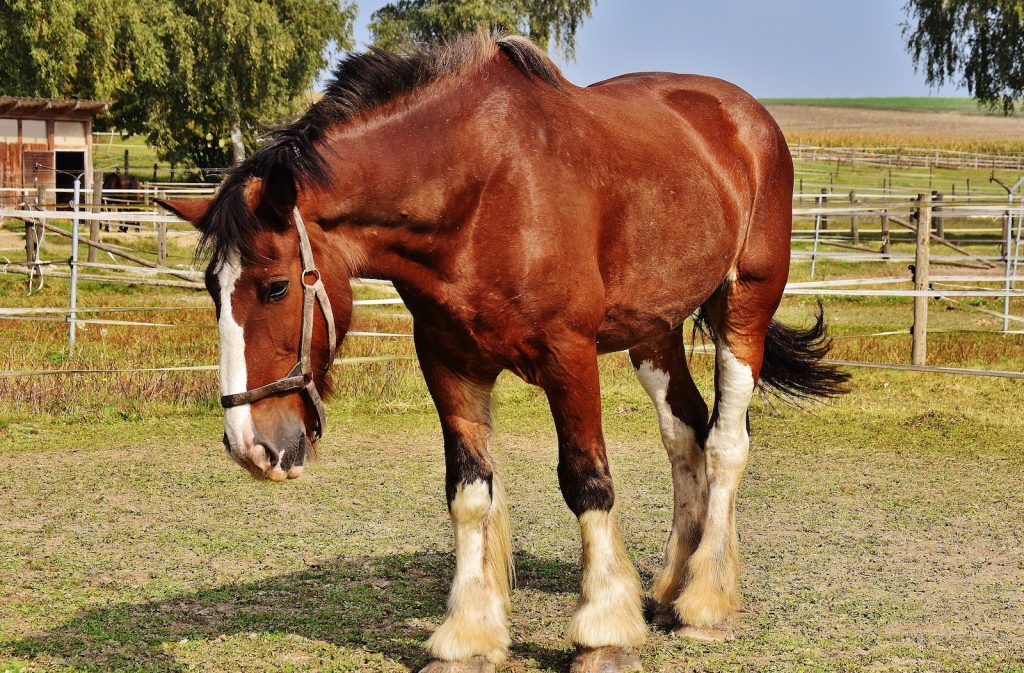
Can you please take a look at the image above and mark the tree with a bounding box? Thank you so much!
[0,0,355,167]
[902,0,1024,113]
[370,0,594,58]
[155,0,355,165]
[0,0,167,104]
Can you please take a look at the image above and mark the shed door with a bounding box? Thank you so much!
[22,150,55,196]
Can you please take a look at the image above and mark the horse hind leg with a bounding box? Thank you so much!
[628,330,709,628]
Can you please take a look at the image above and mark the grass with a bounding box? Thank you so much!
[0,351,1022,672]
[1,139,1023,671]
[760,97,1004,114]
[91,134,208,182]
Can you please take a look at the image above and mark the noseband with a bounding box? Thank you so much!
[219,208,337,440]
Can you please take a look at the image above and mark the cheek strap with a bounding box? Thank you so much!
[219,207,338,441]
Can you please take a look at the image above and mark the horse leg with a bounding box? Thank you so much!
[417,352,512,673]
[541,338,646,672]
[628,331,709,628]
[673,280,776,641]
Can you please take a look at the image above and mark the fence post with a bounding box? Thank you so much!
[32,184,45,254]
[69,176,81,356]
[1002,210,1012,258]
[819,188,829,230]
[849,190,858,244]
[1004,199,1016,333]
[88,168,103,263]
[881,209,890,259]
[153,162,158,181]
[158,221,167,267]
[932,190,944,238]
[811,191,824,278]
[24,220,37,264]
[912,192,932,366]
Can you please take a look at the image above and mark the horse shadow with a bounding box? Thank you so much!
[3,550,580,672]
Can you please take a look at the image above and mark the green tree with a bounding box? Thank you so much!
[155,0,355,165]
[370,0,594,58]
[0,0,355,167]
[902,0,1024,113]
[0,0,167,103]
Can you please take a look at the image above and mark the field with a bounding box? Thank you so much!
[761,97,1001,114]
[2,110,1024,671]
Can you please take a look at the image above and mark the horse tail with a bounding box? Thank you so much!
[693,301,849,403]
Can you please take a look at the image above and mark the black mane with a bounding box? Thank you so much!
[198,33,562,266]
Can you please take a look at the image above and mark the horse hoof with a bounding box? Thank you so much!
[675,623,736,642]
[645,600,678,630]
[418,656,495,673]
[569,646,642,673]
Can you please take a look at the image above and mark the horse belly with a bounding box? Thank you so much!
[594,189,739,353]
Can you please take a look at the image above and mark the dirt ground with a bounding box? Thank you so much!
[1,366,1022,673]
[765,103,1024,143]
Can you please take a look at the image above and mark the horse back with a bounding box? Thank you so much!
[547,73,792,349]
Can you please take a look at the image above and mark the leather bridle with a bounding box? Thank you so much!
[219,208,337,440]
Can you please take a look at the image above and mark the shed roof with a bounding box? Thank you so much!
[0,97,109,117]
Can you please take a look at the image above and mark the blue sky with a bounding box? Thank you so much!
[341,0,965,98]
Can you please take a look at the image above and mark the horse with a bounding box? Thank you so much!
[101,170,141,232]
[158,33,848,673]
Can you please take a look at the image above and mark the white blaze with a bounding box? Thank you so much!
[217,249,255,450]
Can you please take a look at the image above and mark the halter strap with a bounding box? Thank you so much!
[219,207,337,440]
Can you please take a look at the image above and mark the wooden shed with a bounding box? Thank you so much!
[0,97,109,204]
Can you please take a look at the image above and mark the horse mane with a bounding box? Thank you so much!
[199,32,562,266]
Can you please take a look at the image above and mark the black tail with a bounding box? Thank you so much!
[693,302,850,403]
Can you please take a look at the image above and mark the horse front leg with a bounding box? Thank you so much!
[418,351,512,673]
[541,339,647,673]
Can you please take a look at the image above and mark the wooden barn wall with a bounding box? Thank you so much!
[1,114,98,199]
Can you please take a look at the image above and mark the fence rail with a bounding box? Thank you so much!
[790,144,1024,171]
[2,185,1022,378]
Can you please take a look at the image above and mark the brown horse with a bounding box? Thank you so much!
[159,33,847,673]
[101,170,142,232]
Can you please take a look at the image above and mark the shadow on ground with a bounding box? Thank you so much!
[4,551,577,673]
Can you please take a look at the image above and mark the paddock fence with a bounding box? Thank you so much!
[790,144,1024,172]
[2,177,1023,381]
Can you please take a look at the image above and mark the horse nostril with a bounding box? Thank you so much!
[263,444,282,468]
[222,433,231,454]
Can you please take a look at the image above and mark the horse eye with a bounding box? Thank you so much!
[267,280,289,302]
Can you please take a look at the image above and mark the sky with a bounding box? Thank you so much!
[341,0,966,98]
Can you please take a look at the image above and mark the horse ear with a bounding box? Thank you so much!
[257,163,297,221]
[156,198,212,230]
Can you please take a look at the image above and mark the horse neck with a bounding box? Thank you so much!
[310,88,497,293]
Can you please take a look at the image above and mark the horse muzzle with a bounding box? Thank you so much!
[223,430,307,481]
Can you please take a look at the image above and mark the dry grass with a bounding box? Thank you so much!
[765,103,1024,153]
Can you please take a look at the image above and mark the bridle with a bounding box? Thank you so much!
[219,208,337,440]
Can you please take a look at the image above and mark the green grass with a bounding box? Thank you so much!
[92,134,207,182]
[760,97,1005,114]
